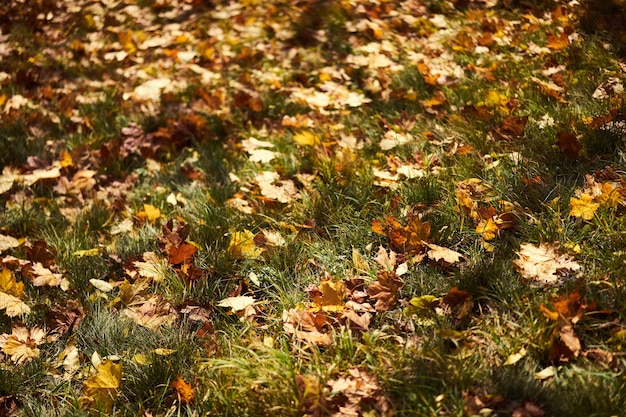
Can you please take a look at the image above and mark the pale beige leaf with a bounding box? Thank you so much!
[0,234,20,252]
[0,292,31,316]
[426,243,464,265]
[513,243,580,285]
[217,296,256,312]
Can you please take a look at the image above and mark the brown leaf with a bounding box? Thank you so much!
[556,131,582,158]
[167,243,197,265]
[548,325,580,362]
[47,300,85,340]
[491,115,528,141]
[547,32,569,50]
[367,270,403,312]
[25,240,56,268]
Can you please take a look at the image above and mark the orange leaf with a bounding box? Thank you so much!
[171,376,194,404]
[547,32,569,50]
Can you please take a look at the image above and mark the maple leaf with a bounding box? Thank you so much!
[136,204,161,223]
[426,243,463,266]
[131,252,169,282]
[293,131,321,146]
[82,360,122,411]
[0,326,47,364]
[372,214,430,254]
[282,308,332,346]
[228,230,264,259]
[171,376,194,404]
[556,131,582,158]
[569,193,599,221]
[254,171,300,203]
[47,300,85,340]
[513,243,581,285]
[308,279,345,313]
[0,268,30,317]
[24,262,69,289]
[326,368,393,417]
[368,269,403,312]
[548,325,581,362]
[123,296,178,329]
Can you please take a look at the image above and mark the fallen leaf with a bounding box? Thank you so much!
[426,243,463,266]
[0,326,47,364]
[569,193,599,221]
[228,230,264,259]
[217,296,256,313]
[309,279,345,313]
[513,243,580,285]
[82,360,122,410]
[293,131,321,146]
[0,268,30,316]
[136,204,161,223]
[171,376,194,404]
[504,347,527,365]
[0,234,20,253]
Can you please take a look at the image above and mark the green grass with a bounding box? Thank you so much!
[1,0,626,416]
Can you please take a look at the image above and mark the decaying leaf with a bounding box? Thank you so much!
[426,243,463,266]
[283,308,332,346]
[326,368,393,417]
[123,296,178,329]
[513,243,580,285]
[0,234,20,253]
[372,214,430,254]
[367,269,403,312]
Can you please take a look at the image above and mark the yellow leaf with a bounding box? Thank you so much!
[59,150,73,168]
[293,131,320,147]
[569,193,599,221]
[137,204,161,222]
[476,218,499,240]
[504,346,527,366]
[597,182,621,208]
[73,248,101,257]
[83,361,122,410]
[0,269,30,316]
[310,279,345,312]
[228,230,264,259]
[0,268,24,297]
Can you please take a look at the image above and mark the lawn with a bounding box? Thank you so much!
[1,0,626,415]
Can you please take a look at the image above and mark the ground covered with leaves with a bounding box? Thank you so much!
[1,0,626,415]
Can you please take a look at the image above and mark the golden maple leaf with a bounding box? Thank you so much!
[569,193,599,221]
[0,268,30,317]
[82,360,122,410]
